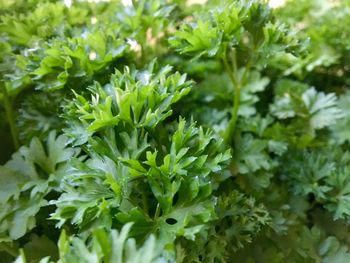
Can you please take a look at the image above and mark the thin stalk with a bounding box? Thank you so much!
[225,83,241,145]
[222,49,237,88]
[223,48,251,145]
[230,47,238,75]
[1,82,19,150]
[222,48,239,145]
[141,189,149,215]
[154,203,160,219]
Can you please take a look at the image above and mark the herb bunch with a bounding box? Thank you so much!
[1,0,350,262]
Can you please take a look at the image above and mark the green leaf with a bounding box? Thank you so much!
[66,63,192,137]
[17,224,165,263]
[302,87,344,130]
[233,134,273,174]
[0,132,76,240]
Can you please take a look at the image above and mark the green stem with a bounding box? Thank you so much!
[222,49,237,88]
[225,85,241,145]
[141,189,149,215]
[223,48,251,145]
[154,203,160,219]
[1,82,19,150]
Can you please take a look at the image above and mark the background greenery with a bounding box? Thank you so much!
[1,0,350,262]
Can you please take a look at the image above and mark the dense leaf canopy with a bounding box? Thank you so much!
[1,0,350,262]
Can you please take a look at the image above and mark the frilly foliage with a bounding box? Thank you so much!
[1,0,350,262]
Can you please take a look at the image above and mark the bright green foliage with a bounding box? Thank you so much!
[2,0,350,262]
[0,2,87,46]
[67,62,192,133]
[170,0,305,146]
[29,34,128,91]
[276,0,350,80]
[170,0,302,67]
[52,66,231,257]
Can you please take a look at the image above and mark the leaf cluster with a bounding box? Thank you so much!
[1,0,350,263]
